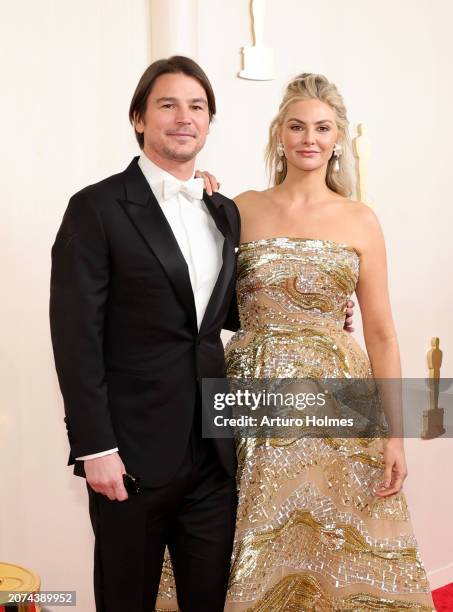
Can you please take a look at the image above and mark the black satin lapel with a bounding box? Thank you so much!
[199,233,235,334]
[199,192,235,333]
[119,182,197,332]
[203,192,231,237]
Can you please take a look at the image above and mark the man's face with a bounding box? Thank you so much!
[134,72,210,163]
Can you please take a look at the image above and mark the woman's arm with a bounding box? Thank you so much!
[354,205,407,497]
[355,206,400,377]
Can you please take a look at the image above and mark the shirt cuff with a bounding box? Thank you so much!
[76,447,119,461]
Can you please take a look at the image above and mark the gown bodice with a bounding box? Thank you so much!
[226,237,371,379]
[236,236,359,332]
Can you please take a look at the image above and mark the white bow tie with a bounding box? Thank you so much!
[162,177,204,201]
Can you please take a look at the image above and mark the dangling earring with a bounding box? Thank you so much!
[276,141,285,173]
[332,142,343,172]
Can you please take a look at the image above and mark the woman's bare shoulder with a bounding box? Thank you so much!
[342,198,379,224]
[234,189,267,203]
[233,190,270,214]
[343,200,384,253]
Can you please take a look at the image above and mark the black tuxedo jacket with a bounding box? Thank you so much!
[50,157,240,487]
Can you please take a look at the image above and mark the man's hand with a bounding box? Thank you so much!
[344,299,355,332]
[84,452,128,501]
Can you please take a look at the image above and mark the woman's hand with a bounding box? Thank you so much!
[344,299,355,332]
[195,170,220,196]
[374,438,407,497]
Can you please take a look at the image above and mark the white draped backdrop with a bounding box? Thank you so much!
[1,1,452,609]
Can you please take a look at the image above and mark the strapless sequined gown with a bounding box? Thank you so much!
[223,237,434,611]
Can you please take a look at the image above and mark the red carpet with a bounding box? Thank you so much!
[432,582,453,611]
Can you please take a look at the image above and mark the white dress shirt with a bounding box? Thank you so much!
[77,154,224,461]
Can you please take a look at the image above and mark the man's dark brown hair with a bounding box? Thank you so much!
[129,55,217,149]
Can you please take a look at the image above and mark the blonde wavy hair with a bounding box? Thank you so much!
[265,73,354,197]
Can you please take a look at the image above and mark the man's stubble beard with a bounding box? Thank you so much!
[160,139,205,163]
[161,146,197,163]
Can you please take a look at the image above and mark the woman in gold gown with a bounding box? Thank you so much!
[222,74,434,611]
[157,73,435,611]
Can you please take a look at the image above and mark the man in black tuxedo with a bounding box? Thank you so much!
[50,56,240,612]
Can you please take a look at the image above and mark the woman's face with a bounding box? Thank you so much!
[279,98,339,174]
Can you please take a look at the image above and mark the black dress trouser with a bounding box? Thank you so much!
[87,433,237,612]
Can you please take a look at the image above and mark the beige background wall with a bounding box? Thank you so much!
[1,1,452,610]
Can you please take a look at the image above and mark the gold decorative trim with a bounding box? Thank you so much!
[243,572,434,611]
